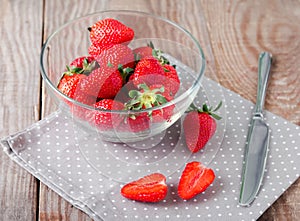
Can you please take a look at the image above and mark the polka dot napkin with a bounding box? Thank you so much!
[1,77,299,221]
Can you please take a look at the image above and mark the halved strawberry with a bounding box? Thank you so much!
[88,18,134,46]
[178,161,215,200]
[121,173,168,202]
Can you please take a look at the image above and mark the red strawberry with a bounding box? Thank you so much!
[88,18,134,46]
[89,99,124,131]
[183,102,222,153]
[58,74,85,97]
[125,112,151,133]
[79,44,135,99]
[88,44,114,57]
[58,73,96,120]
[121,173,168,202]
[64,56,97,76]
[163,64,180,96]
[80,67,124,99]
[124,84,174,123]
[94,44,135,70]
[130,57,165,87]
[69,56,95,69]
[178,161,215,200]
[133,46,153,61]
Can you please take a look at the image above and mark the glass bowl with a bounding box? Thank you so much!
[40,10,205,143]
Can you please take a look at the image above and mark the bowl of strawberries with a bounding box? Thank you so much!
[40,10,206,143]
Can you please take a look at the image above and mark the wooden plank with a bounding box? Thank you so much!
[0,0,43,220]
[199,0,300,220]
[199,0,300,124]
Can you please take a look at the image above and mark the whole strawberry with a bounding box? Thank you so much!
[130,57,165,87]
[94,43,135,70]
[121,173,168,202]
[162,64,180,96]
[124,83,174,123]
[79,44,134,99]
[120,112,151,133]
[133,46,153,61]
[178,161,215,200]
[89,99,124,131]
[58,74,85,97]
[88,18,134,46]
[183,102,222,153]
[64,56,97,76]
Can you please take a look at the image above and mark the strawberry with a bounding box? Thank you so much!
[121,173,168,202]
[119,112,151,133]
[124,84,174,123]
[79,44,134,99]
[64,56,97,76]
[130,57,165,87]
[57,56,97,102]
[88,18,134,46]
[58,74,85,97]
[133,46,153,61]
[58,73,96,120]
[183,102,222,153]
[69,56,95,69]
[88,99,124,131]
[162,64,180,96]
[178,161,215,200]
[88,44,114,57]
[94,43,135,70]
[80,67,124,99]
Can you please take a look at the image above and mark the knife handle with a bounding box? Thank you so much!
[254,52,272,116]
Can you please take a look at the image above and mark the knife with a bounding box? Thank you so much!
[239,51,272,206]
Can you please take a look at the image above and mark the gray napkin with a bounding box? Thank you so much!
[1,76,299,221]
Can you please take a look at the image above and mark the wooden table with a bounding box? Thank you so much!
[1,0,299,220]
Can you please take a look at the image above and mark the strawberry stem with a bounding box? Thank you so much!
[186,101,222,120]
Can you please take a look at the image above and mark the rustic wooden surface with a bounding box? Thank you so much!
[0,0,299,220]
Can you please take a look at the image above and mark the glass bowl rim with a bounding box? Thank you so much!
[40,9,206,114]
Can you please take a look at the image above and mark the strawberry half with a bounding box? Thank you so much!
[88,18,134,46]
[178,161,215,200]
[183,102,222,153]
[121,173,168,203]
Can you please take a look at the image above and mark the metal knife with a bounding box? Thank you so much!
[239,52,272,206]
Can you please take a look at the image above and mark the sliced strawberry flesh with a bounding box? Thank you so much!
[121,173,167,202]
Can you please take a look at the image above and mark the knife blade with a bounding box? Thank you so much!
[239,52,272,206]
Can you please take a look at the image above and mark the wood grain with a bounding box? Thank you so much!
[200,0,300,125]
[199,0,300,220]
[0,0,43,220]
